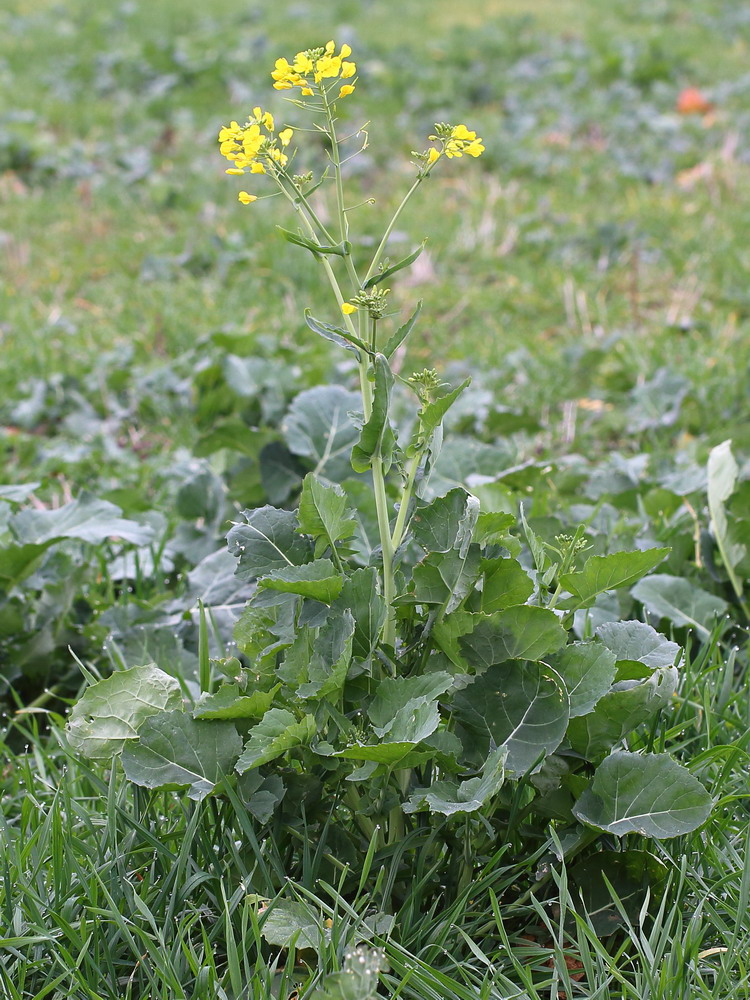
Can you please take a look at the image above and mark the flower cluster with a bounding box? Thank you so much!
[341,287,390,319]
[218,107,294,203]
[272,41,356,100]
[428,123,485,160]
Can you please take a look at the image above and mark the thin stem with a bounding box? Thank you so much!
[365,176,422,282]
[391,450,422,553]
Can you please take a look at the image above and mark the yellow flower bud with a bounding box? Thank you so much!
[226,168,245,175]
[301,87,314,96]
[339,84,355,98]
[238,191,257,204]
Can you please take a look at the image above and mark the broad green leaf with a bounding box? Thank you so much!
[431,610,477,669]
[454,662,569,776]
[596,620,680,671]
[0,542,50,585]
[566,666,678,758]
[235,708,317,772]
[325,741,436,768]
[259,559,343,604]
[474,511,516,548]
[571,851,668,936]
[297,610,355,700]
[304,309,371,359]
[283,386,361,482]
[369,672,452,742]
[573,751,713,837]
[552,641,617,717]
[559,548,670,607]
[0,483,40,502]
[67,664,182,761]
[11,493,154,546]
[193,683,280,720]
[228,506,312,582]
[411,489,479,554]
[298,474,356,557]
[707,439,746,597]
[362,239,427,289]
[121,711,241,801]
[403,746,506,816]
[350,354,396,473]
[382,301,421,359]
[238,772,286,824]
[334,567,386,659]
[480,557,534,612]
[260,441,306,505]
[631,574,728,637]
[459,607,567,666]
[410,545,481,613]
[261,900,321,950]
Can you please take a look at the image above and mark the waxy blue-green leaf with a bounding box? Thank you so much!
[631,574,728,638]
[228,506,312,582]
[417,378,472,443]
[283,386,361,482]
[403,746,506,816]
[566,666,678,758]
[410,545,481,613]
[454,662,569,776]
[382,301,421,359]
[261,900,321,950]
[369,672,452,742]
[559,548,670,607]
[552,641,617,718]
[362,239,427,288]
[573,751,713,837]
[193,683,280,720]
[411,488,479,554]
[304,309,371,360]
[297,609,355,700]
[121,711,241,801]
[277,226,351,256]
[707,440,746,596]
[0,542,50,585]
[0,482,40,503]
[67,664,182,761]
[596,620,680,672]
[298,474,356,558]
[459,606,567,666]
[350,354,396,473]
[258,558,343,604]
[473,510,516,548]
[235,708,317,773]
[11,493,154,547]
[480,557,534,612]
[334,567,386,659]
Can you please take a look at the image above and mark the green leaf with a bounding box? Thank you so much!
[325,742,435,768]
[570,851,668,936]
[411,488,479,554]
[298,474,356,557]
[403,746,506,816]
[559,548,670,607]
[227,506,312,582]
[596,621,680,671]
[277,226,350,256]
[0,482,40,502]
[454,662,569,776]
[297,610,355,700]
[0,542,50,585]
[235,708,317,772]
[311,945,387,1000]
[368,672,452,742]
[573,751,713,837]
[121,711,242,801]
[382,301,421,359]
[566,667,678,758]
[362,240,427,289]
[417,377,471,443]
[334,567,386,659]
[193,683,280,720]
[284,386,361,482]
[480,557,534,612]
[552,641,617,718]
[261,900,321,950]
[459,607,567,666]
[474,511,516,548]
[410,545,481,613]
[631,574,728,638]
[66,664,182,761]
[304,309,371,359]
[707,439,745,596]
[259,559,343,604]
[11,493,154,546]
[431,610,477,668]
[350,355,396,473]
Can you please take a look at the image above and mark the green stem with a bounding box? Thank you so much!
[365,176,422,283]
[391,450,422,552]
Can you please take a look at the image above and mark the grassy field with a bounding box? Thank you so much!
[2,0,750,997]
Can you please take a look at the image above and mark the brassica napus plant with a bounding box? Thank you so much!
[69,42,711,935]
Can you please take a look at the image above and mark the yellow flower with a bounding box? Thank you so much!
[340,44,352,58]
[250,162,266,174]
[339,84,355,98]
[341,302,358,315]
[293,51,314,75]
[427,148,441,164]
[301,86,314,96]
[270,148,288,166]
[271,42,356,94]
[278,127,294,147]
[325,40,335,55]
[226,167,245,175]
[451,124,476,141]
[464,139,485,157]
[341,61,356,79]
[238,191,257,204]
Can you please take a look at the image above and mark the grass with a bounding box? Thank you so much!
[2,0,750,996]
